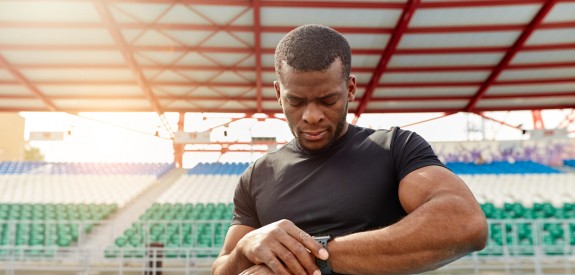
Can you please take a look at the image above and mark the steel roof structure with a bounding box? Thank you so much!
[1,0,575,119]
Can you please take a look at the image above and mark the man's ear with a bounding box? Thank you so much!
[274,81,282,106]
[347,75,357,102]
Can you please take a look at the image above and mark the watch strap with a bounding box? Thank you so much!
[314,235,332,274]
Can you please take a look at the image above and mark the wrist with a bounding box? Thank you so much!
[230,244,254,273]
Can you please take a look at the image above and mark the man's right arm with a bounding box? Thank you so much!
[212,220,328,275]
[212,224,256,274]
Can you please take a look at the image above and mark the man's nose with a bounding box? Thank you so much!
[302,103,325,124]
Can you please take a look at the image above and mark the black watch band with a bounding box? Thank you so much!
[313,235,333,274]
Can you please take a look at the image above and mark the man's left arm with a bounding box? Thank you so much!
[327,165,488,274]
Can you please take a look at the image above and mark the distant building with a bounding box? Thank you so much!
[0,113,25,161]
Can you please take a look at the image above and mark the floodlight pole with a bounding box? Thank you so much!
[531,110,545,130]
[173,112,185,168]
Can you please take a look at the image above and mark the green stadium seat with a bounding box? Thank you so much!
[115,236,128,247]
[105,246,118,258]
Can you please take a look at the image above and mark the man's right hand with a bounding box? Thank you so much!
[236,219,328,275]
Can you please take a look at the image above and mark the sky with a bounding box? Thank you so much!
[19,109,574,168]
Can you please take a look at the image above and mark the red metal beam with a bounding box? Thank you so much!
[558,109,575,129]
[400,112,458,128]
[106,0,575,7]
[393,47,508,54]
[465,0,558,112]
[523,43,575,51]
[378,81,482,88]
[0,95,36,99]
[1,77,574,88]
[354,0,419,122]
[357,104,575,113]
[0,55,57,111]
[3,43,575,54]
[6,20,575,34]
[483,91,575,99]
[419,0,546,8]
[493,77,575,85]
[259,1,404,8]
[11,61,575,73]
[358,108,463,113]
[472,104,575,112]
[0,21,394,34]
[4,91,572,102]
[93,0,162,114]
[109,0,399,7]
[369,96,468,102]
[1,104,573,114]
[4,106,569,113]
[112,0,249,5]
[508,61,575,70]
[474,112,526,131]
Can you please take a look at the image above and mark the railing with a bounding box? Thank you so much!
[3,219,575,274]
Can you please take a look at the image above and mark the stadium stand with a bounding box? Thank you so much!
[101,160,575,264]
[105,163,246,259]
[4,159,575,273]
[455,161,575,258]
[0,162,173,257]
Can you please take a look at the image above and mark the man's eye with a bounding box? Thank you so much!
[322,96,338,106]
[287,98,304,106]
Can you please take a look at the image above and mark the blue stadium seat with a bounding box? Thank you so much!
[446,161,561,175]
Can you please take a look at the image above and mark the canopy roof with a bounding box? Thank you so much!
[1,0,574,116]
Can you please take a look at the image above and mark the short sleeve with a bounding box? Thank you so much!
[391,127,446,181]
[231,163,261,228]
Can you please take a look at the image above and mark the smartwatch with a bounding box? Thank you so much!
[313,235,333,274]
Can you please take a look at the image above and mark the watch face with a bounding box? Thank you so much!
[313,235,331,246]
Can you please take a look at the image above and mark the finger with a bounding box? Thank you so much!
[285,226,328,260]
[259,249,291,275]
[272,242,307,275]
[276,233,319,275]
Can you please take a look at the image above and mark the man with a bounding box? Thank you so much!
[212,24,488,275]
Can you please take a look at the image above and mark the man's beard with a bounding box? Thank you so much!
[289,101,349,154]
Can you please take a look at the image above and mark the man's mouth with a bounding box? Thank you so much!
[301,130,327,141]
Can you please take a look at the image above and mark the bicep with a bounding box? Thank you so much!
[398,165,477,214]
[219,224,256,256]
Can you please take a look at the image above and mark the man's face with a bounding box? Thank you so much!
[274,60,356,152]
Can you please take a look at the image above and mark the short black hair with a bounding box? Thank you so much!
[274,24,351,82]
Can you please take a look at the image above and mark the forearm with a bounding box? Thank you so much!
[212,248,253,275]
[328,193,488,274]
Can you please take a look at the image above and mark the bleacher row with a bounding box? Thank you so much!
[2,160,575,259]
[0,162,173,176]
[0,162,174,258]
[1,203,116,255]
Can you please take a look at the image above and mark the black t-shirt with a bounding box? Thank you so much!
[232,125,445,237]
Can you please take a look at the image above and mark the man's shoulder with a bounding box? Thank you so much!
[360,126,400,150]
[352,125,404,136]
[251,140,297,168]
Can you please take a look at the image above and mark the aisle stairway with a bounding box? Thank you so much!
[104,163,246,259]
[80,168,185,259]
